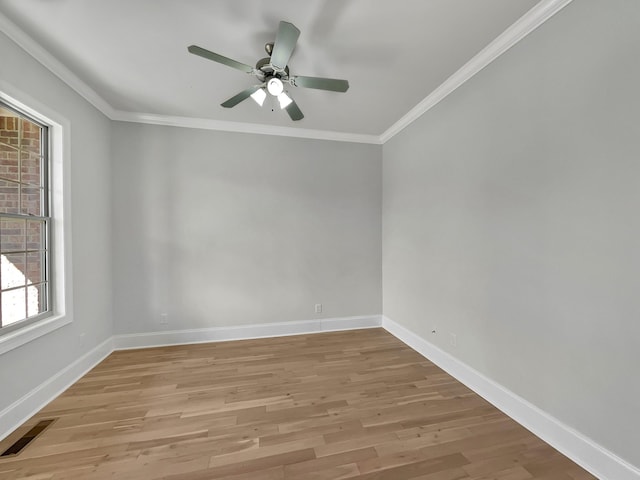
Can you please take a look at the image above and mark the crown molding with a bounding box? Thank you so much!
[111,110,382,144]
[379,0,574,144]
[2,0,573,145]
[0,11,117,118]
[0,8,379,145]
[0,10,378,145]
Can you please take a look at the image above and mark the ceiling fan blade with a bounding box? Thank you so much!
[188,45,254,73]
[290,76,349,92]
[270,21,300,70]
[285,100,304,121]
[221,86,261,108]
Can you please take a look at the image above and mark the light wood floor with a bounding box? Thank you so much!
[0,329,596,480]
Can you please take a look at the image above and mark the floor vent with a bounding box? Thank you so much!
[1,419,56,457]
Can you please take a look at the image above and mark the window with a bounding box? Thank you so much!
[0,100,50,334]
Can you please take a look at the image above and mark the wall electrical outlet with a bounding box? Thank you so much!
[160,313,169,325]
[449,333,457,347]
[314,304,322,314]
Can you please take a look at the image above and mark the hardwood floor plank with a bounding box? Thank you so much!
[283,447,378,477]
[0,329,596,479]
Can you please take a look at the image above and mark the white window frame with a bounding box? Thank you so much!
[0,84,73,355]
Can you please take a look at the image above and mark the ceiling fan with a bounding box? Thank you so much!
[188,21,349,121]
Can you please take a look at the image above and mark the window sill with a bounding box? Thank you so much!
[0,315,71,356]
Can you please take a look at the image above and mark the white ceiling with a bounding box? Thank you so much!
[0,0,540,138]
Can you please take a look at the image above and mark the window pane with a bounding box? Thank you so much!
[1,218,26,252]
[0,143,19,182]
[2,287,26,326]
[26,251,45,285]
[2,253,26,289]
[21,184,42,216]
[0,179,20,214]
[27,282,46,318]
[21,152,43,186]
[27,220,45,251]
[20,117,42,155]
[0,101,49,328]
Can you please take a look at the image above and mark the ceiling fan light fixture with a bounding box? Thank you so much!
[278,92,293,109]
[250,87,267,106]
[266,77,284,96]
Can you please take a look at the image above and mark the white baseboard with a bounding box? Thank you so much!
[0,336,113,442]
[382,316,640,480]
[113,315,382,350]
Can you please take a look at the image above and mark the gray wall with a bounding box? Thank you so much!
[0,32,113,412]
[112,123,382,334]
[383,0,640,467]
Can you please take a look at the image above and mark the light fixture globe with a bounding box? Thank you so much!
[266,77,284,96]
